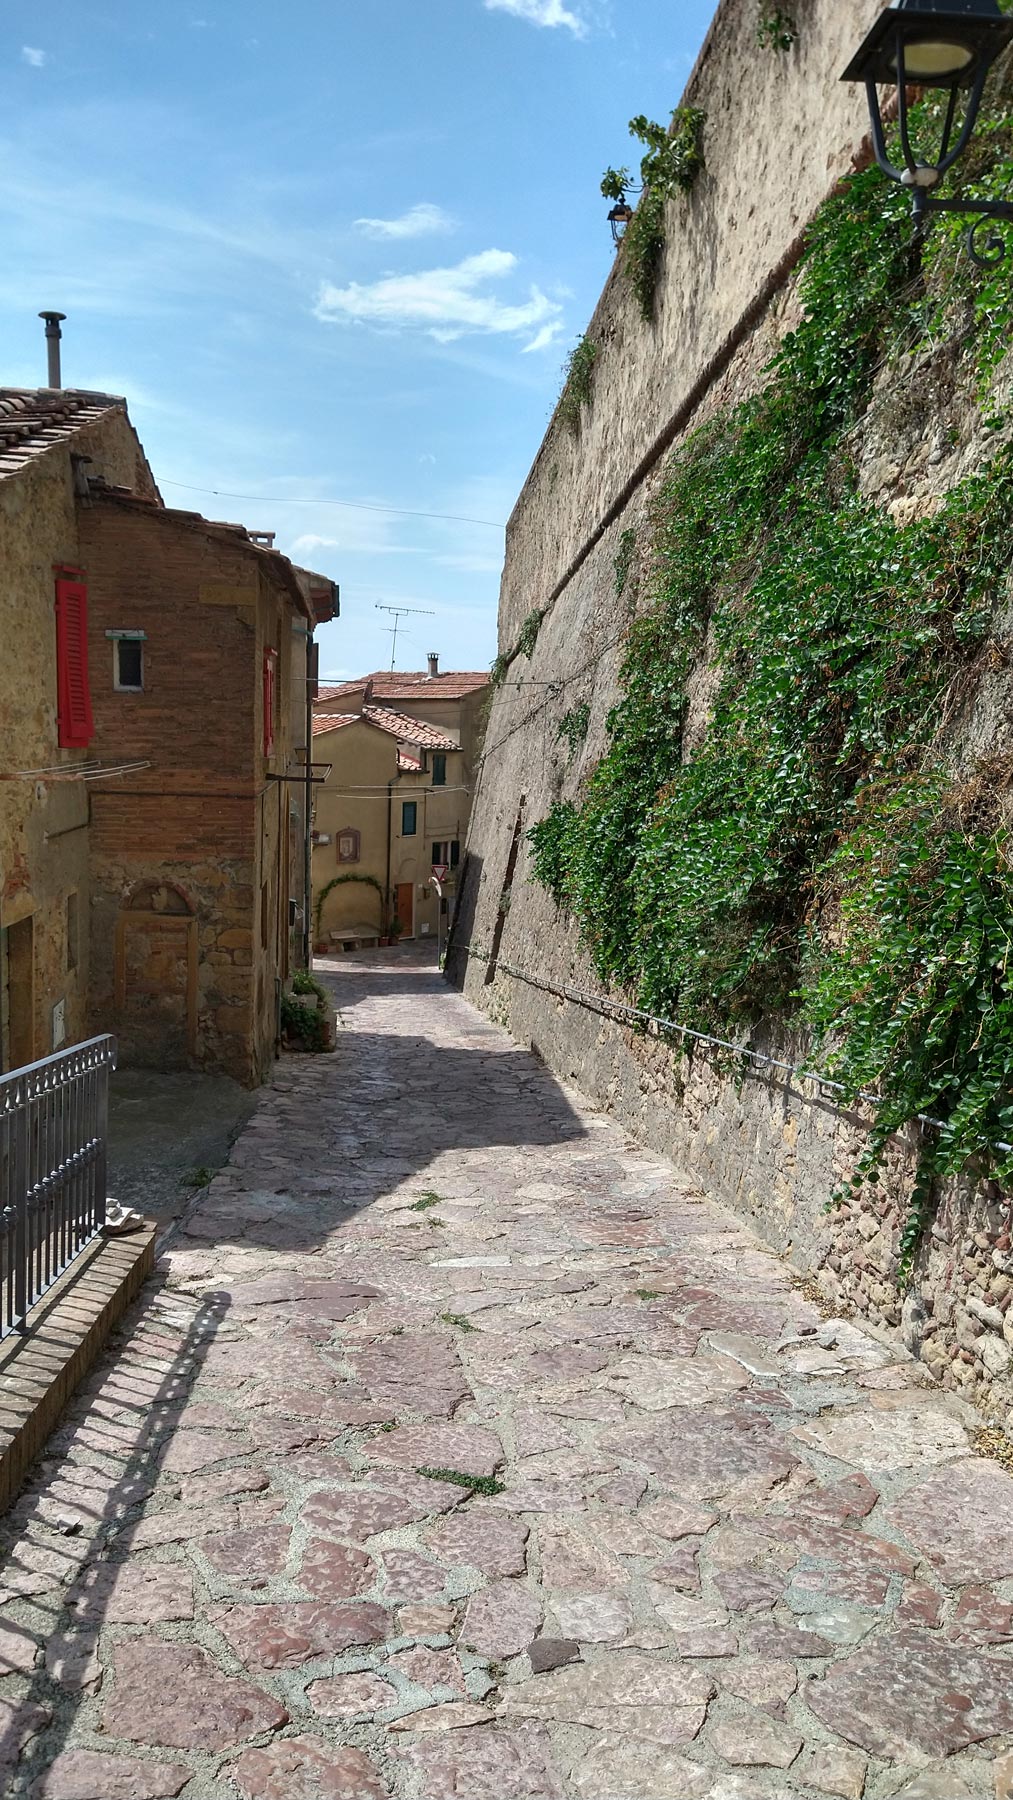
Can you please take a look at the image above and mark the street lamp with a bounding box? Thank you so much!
[841,0,1013,265]
[608,195,636,244]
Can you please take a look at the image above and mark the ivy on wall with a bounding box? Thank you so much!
[531,93,1013,1280]
[602,108,706,319]
[491,607,546,689]
[757,6,797,50]
[558,336,598,433]
[315,872,385,938]
[556,702,591,755]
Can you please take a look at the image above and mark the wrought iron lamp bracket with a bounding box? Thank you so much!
[864,37,1013,268]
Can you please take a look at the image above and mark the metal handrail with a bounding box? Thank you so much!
[0,1035,117,1338]
[460,946,1013,1157]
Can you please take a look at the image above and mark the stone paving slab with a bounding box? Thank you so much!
[2,951,1013,1797]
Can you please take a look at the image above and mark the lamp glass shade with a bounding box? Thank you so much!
[892,35,976,74]
[841,1,1013,88]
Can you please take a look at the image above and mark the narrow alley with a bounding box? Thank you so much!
[3,954,1013,1800]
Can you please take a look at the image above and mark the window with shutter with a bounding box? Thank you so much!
[263,648,277,755]
[55,578,94,749]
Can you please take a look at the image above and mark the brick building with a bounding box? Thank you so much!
[0,386,335,1083]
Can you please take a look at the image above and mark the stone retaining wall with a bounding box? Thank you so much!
[455,0,1013,1424]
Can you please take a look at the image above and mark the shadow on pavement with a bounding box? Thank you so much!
[170,947,589,1256]
[108,1069,257,1231]
[0,1284,231,1793]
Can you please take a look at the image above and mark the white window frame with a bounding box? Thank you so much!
[107,629,146,693]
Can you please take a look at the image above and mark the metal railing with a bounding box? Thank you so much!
[0,1035,116,1338]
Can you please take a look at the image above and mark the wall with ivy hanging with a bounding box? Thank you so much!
[456,0,1013,1410]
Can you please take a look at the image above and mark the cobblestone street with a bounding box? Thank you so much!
[4,953,1013,1799]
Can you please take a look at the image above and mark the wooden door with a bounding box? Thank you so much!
[395,883,414,938]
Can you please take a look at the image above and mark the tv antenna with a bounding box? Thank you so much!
[375,602,436,671]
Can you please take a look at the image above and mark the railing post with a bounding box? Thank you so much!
[13,1074,28,1333]
[0,1036,117,1340]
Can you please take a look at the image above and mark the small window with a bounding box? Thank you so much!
[337,828,360,864]
[432,753,446,787]
[66,892,79,973]
[402,801,417,837]
[450,839,460,868]
[114,638,143,691]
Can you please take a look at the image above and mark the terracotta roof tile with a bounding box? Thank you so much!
[361,704,458,750]
[0,388,128,470]
[316,669,488,705]
[311,713,360,737]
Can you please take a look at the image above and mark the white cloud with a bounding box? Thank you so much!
[522,321,564,354]
[314,248,562,350]
[355,203,455,241]
[21,46,46,67]
[484,0,586,35]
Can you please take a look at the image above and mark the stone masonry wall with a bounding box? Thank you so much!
[456,0,1013,1424]
[0,408,152,1065]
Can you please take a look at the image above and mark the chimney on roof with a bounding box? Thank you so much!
[248,530,276,547]
[39,311,66,388]
[427,652,439,678]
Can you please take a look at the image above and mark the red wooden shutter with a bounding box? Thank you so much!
[263,648,277,754]
[55,578,94,749]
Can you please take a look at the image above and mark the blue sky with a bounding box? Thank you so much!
[1,0,713,678]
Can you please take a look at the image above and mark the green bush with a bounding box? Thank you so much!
[280,991,330,1053]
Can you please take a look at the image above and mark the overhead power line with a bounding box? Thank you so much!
[160,479,504,530]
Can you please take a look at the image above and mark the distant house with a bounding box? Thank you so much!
[310,659,488,949]
[0,386,336,1083]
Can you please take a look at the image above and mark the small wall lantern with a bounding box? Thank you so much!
[842,0,1013,264]
[608,195,636,244]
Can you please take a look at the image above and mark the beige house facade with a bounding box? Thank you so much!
[310,663,488,950]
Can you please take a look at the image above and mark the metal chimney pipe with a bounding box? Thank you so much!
[39,312,66,388]
[427,652,439,678]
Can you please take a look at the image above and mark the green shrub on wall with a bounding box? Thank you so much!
[491,607,546,689]
[602,107,706,320]
[531,108,1013,1279]
[757,6,797,50]
[558,336,598,432]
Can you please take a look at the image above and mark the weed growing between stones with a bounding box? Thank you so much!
[757,5,797,50]
[531,104,1013,1281]
[491,608,546,689]
[417,1466,506,1496]
[558,336,598,432]
[439,1312,476,1332]
[410,1192,443,1210]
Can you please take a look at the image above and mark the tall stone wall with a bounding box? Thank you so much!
[455,0,1013,1419]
